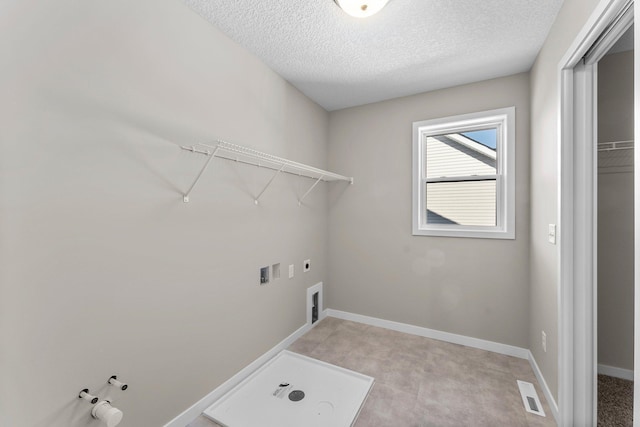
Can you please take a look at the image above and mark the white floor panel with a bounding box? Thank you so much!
[203,350,374,427]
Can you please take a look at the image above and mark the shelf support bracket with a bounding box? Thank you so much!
[254,164,285,205]
[183,146,219,203]
[298,175,324,206]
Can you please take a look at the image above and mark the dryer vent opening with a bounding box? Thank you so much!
[306,283,323,326]
[312,292,319,324]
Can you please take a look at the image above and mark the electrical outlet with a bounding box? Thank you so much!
[542,331,547,353]
[303,259,311,272]
[288,264,294,279]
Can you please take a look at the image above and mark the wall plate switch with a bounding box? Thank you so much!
[288,264,294,279]
[542,331,547,353]
[548,224,556,245]
[303,259,311,272]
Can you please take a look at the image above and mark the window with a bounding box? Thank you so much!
[412,107,515,239]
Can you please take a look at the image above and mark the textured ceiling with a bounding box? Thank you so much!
[183,0,564,111]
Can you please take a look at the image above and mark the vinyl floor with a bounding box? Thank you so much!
[188,317,556,427]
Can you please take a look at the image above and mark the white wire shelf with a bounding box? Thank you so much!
[598,139,634,170]
[597,139,634,152]
[180,140,353,204]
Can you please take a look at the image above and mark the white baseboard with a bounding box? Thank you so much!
[528,351,559,423]
[164,321,315,427]
[325,309,529,359]
[598,363,634,381]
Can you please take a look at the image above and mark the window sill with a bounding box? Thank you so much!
[412,227,515,240]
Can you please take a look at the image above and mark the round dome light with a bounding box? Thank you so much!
[334,0,391,18]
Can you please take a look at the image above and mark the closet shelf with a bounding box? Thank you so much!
[180,140,353,204]
[598,139,634,152]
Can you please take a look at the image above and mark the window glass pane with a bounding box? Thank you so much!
[461,129,497,149]
[426,180,496,226]
[425,130,497,179]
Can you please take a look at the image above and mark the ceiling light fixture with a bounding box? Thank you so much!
[334,0,390,18]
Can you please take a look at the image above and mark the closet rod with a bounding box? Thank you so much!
[180,140,353,203]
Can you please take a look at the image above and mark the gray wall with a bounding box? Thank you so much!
[529,0,602,401]
[597,50,634,371]
[327,73,531,348]
[0,1,333,426]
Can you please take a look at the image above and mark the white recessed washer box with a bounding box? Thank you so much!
[203,350,374,427]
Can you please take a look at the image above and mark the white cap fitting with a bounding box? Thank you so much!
[91,400,123,427]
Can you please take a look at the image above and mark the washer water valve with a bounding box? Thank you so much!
[91,400,123,427]
[78,389,99,404]
[108,375,128,391]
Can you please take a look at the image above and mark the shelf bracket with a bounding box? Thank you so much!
[298,175,324,206]
[183,146,219,203]
[254,164,285,205]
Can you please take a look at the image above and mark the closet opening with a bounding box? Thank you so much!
[596,23,635,426]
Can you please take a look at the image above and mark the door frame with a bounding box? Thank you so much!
[557,0,635,425]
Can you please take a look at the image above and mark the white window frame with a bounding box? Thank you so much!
[412,107,515,239]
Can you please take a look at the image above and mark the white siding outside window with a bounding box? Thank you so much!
[412,107,515,239]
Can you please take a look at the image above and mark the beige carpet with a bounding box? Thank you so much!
[598,374,633,427]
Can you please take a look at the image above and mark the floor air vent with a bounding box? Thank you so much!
[517,380,545,417]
